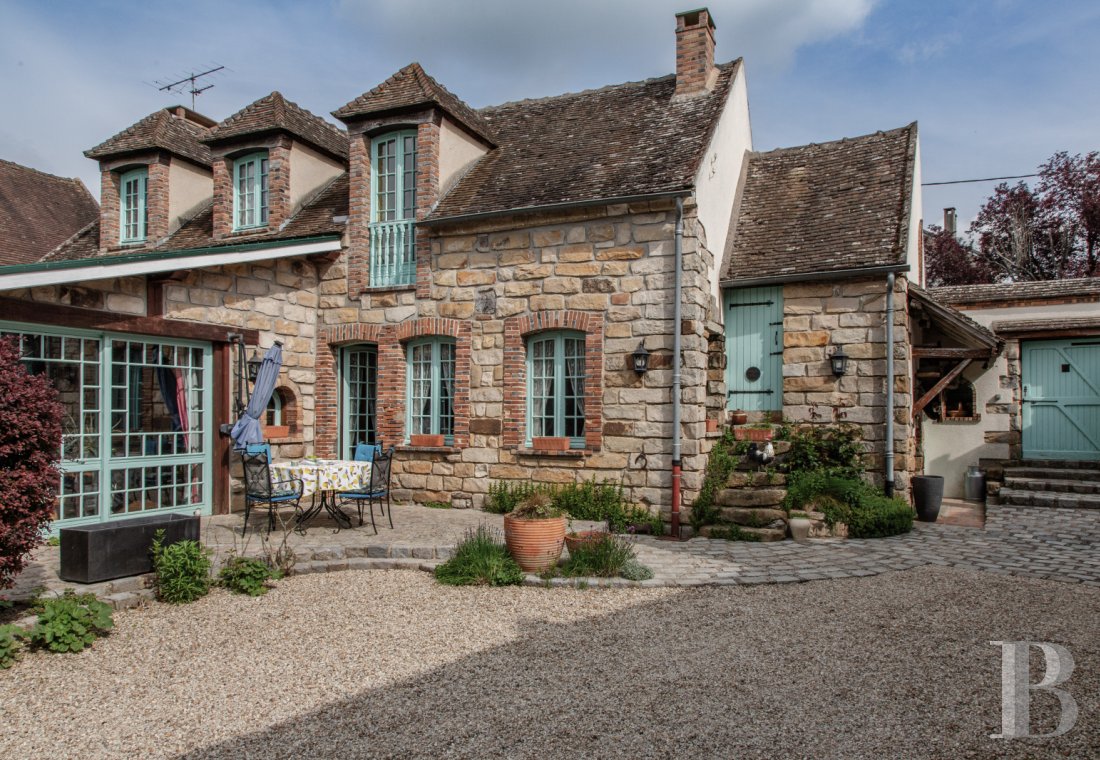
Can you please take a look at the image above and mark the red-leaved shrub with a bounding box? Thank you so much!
[0,336,62,590]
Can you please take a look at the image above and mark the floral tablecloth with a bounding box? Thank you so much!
[270,459,373,497]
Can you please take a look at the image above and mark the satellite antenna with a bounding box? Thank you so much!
[153,64,226,109]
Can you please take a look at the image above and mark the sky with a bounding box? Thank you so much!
[2,0,1098,232]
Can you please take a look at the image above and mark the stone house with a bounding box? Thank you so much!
[0,7,945,534]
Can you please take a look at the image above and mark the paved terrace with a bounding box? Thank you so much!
[9,501,1100,606]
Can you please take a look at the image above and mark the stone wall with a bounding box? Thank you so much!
[315,197,718,518]
[780,276,916,493]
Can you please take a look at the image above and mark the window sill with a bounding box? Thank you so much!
[514,448,587,458]
[396,445,459,455]
[360,284,416,295]
[935,415,982,424]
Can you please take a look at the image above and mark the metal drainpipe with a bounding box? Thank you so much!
[885,272,896,497]
[670,198,684,537]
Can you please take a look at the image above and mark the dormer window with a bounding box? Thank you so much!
[369,131,417,286]
[119,168,148,243]
[233,151,269,230]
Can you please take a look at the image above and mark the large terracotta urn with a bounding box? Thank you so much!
[503,513,566,572]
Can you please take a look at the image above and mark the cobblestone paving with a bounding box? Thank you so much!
[9,504,1099,605]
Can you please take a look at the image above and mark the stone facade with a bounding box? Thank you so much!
[781,276,916,493]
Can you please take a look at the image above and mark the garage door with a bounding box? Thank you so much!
[1022,338,1100,460]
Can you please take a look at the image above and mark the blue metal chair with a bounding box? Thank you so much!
[338,446,394,533]
[353,442,381,462]
[245,442,271,457]
[241,449,302,532]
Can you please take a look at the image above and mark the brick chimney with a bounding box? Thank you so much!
[944,207,957,237]
[674,8,717,98]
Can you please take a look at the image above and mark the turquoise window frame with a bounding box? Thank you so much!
[119,167,148,243]
[233,151,269,231]
[368,130,417,287]
[341,344,378,458]
[525,331,586,449]
[265,391,283,426]
[0,321,213,533]
[405,337,455,445]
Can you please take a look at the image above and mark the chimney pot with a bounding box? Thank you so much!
[674,8,717,99]
[944,207,957,237]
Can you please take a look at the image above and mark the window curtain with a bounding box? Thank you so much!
[565,349,585,424]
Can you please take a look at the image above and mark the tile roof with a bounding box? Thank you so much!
[156,173,349,252]
[204,92,349,160]
[721,123,918,283]
[333,63,496,144]
[929,278,1100,306]
[909,284,1002,353]
[991,316,1100,334]
[427,61,740,223]
[0,159,100,265]
[85,107,213,166]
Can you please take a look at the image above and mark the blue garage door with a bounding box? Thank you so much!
[1022,338,1100,460]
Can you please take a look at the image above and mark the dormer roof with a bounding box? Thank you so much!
[333,63,496,145]
[85,106,214,167]
[202,92,349,161]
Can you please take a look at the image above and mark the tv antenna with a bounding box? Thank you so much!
[153,64,226,109]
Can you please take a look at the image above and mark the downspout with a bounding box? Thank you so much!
[884,272,896,497]
[670,198,684,537]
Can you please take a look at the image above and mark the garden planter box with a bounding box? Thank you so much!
[733,427,773,442]
[531,437,570,451]
[409,434,445,447]
[262,425,290,439]
[59,513,200,583]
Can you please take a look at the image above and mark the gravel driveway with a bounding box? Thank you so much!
[1,567,1096,759]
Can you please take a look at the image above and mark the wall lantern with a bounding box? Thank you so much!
[632,343,651,374]
[830,345,850,377]
[246,349,264,383]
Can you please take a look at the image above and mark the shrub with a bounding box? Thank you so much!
[554,480,626,521]
[560,534,637,578]
[217,555,279,597]
[27,591,113,654]
[423,500,451,510]
[151,530,212,604]
[435,525,524,586]
[485,481,556,514]
[691,429,741,530]
[0,624,25,668]
[510,492,564,520]
[845,495,915,539]
[784,472,913,538]
[784,424,863,478]
[0,336,63,591]
[620,559,654,581]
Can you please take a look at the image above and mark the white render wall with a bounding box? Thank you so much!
[167,159,213,236]
[288,140,344,215]
[439,117,489,197]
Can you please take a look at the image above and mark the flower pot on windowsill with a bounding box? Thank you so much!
[410,434,445,447]
[706,419,720,433]
[531,437,570,451]
[734,427,773,442]
[262,425,290,439]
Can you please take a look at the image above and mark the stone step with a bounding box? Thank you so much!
[1017,458,1100,470]
[1004,466,1100,481]
[699,524,786,542]
[725,471,788,488]
[718,507,787,527]
[999,488,1100,510]
[1003,476,1100,495]
[716,487,786,508]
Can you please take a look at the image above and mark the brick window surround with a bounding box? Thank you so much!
[317,318,471,457]
[503,310,604,451]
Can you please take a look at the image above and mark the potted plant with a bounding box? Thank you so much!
[565,528,608,554]
[503,493,566,572]
[410,434,445,447]
[730,410,748,426]
[531,436,570,451]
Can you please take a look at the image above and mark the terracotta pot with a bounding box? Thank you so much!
[410,434,445,447]
[531,436,570,451]
[262,425,290,439]
[504,513,566,572]
[706,419,719,433]
[565,529,608,554]
[733,427,773,442]
[730,411,748,425]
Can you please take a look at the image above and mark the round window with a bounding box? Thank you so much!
[745,366,761,382]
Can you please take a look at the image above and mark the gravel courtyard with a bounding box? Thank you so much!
[1,567,1097,759]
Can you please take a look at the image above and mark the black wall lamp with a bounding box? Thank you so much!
[830,345,850,377]
[246,349,264,382]
[632,343,650,374]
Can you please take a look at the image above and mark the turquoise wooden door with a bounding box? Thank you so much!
[1022,339,1100,460]
[724,286,783,411]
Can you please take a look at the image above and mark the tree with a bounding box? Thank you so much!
[1036,151,1100,277]
[923,224,994,286]
[0,336,62,590]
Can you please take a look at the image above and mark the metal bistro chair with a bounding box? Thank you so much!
[339,446,395,533]
[241,449,303,533]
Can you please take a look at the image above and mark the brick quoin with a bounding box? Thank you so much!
[211,135,292,240]
[503,310,604,450]
[97,153,171,252]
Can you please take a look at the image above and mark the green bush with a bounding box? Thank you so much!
[784,425,863,478]
[784,472,912,538]
[435,525,524,586]
[845,495,915,539]
[554,480,626,521]
[486,479,662,534]
[423,500,451,510]
[691,429,741,530]
[560,534,637,578]
[620,559,654,581]
[0,624,25,668]
[151,530,212,604]
[27,591,113,654]
[217,555,279,597]
[484,481,555,514]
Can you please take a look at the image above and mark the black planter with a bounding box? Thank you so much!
[59,513,201,583]
[912,475,944,523]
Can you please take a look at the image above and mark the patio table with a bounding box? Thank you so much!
[270,458,373,530]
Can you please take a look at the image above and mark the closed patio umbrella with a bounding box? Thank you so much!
[230,341,282,451]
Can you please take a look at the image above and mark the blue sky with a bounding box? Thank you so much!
[2,0,1098,230]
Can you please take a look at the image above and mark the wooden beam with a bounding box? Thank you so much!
[0,296,258,344]
[212,343,231,516]
[912,346,991,359]
[913,359,972,421]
